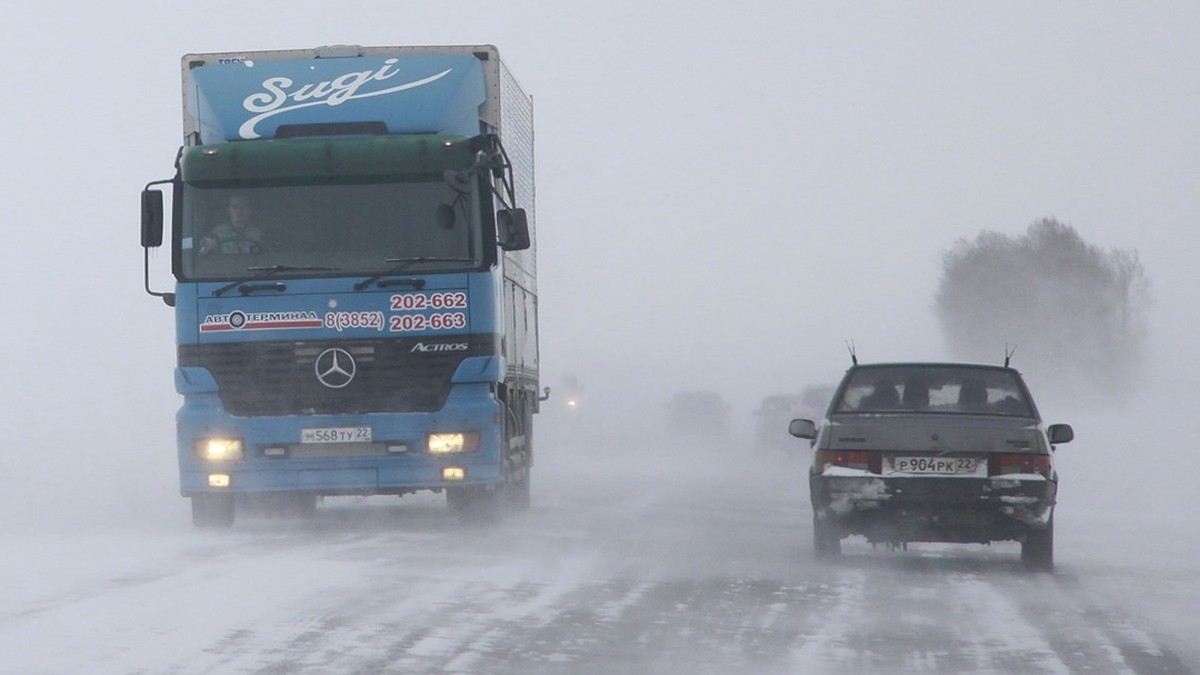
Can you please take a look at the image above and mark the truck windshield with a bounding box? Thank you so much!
[180,179,482,281]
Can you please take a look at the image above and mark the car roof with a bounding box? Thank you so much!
[850,361,1012,368]
[846,362,1020,375]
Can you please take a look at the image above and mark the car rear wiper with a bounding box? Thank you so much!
[353,257,474,291]
[212,265,339,297]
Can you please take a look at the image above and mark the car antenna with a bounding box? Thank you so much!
[1004,344,1017,367]
[846,340,857,366]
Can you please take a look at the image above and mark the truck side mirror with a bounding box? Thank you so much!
[141,189,164,248]
[496,208,530,251]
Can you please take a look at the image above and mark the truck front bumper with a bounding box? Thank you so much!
[177,380,503,497]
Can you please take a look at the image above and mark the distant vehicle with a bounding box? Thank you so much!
[667,391,731,443]
[754,386,836,452]
[559,373,584,412]
[753,394,805,451]
[789,362,1073,570]
[795,384,836,421]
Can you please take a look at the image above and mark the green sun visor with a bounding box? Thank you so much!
[181,134,477,186]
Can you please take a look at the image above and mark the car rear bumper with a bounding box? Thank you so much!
[810,473,1057,544]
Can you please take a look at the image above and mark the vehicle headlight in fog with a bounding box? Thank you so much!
[199,438,244,461]
[427,432,479,454]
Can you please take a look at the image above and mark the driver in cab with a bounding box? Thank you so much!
[198,195,263,255]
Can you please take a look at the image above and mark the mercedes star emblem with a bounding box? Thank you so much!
[314,348,356,389]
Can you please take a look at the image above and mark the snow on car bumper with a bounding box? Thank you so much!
[810,472,1056,544]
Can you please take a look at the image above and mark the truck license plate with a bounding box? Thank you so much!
[301,426,373,444]
[890,456,981,475]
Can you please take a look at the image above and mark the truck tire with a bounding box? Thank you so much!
[813,515,841,560]
[1021,519,1054,571]
[446,487,466,512]
[447,486,501,524]
[504,474,531,512]
[282,493,318,519]
[192,494,235,529]
[295,494,318,518]
[500,396,532,513]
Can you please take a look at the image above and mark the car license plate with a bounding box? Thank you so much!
[301,426,373,444]
[890,456,981,475]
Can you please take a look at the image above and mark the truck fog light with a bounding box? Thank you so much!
[442,467,466,481]
[263,447,287,457]
[199,438,243,461]
[428,432,479,454]
[208,473,231,488]
[387,444,409,454]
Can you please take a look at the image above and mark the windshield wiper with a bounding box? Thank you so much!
[212,265,338,297]
[353,257,474,291]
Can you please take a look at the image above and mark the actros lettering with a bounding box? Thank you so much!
[238,60,453,139]
[411,342,468,353]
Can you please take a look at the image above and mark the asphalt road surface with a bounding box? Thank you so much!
[3,425,1196,674]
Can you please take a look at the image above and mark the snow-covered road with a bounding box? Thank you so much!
[2,418,1197,674]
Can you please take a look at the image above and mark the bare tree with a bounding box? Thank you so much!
[936,218,1150,396]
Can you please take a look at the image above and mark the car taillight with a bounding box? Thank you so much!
[992,454,1051,478]
[817,450,874,472]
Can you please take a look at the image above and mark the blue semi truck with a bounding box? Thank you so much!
[140,44,540,527]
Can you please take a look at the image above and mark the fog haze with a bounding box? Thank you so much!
[3,0,1195,531]
[1,2,1198,671]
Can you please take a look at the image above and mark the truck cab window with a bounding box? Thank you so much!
[181,180,482,280]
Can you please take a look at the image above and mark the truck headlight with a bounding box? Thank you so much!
[428,432,479,454]
[199,438,244,461]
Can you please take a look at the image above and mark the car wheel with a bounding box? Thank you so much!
[813,515,841,560]
[1022,519,1054,571]
[191,494,235,529]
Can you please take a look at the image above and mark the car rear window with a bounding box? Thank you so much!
[833,366,1034,417]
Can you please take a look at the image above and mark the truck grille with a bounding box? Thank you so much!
[179,336,493,416]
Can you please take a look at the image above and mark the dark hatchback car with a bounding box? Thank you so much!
[789,362,1073,569]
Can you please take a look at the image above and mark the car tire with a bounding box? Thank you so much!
[1021,519,1054,571]
[813,515,842,560]
[191,494,235,529]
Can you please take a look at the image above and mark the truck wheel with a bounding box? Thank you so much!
[285,493,318,519]
[504,474,531,512]
[813,515,841,560]
[446,487,467,512]
[447,486,501,524]
[1021,519,1054,571]
[191,494,235,529]
[301,494,319,517]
